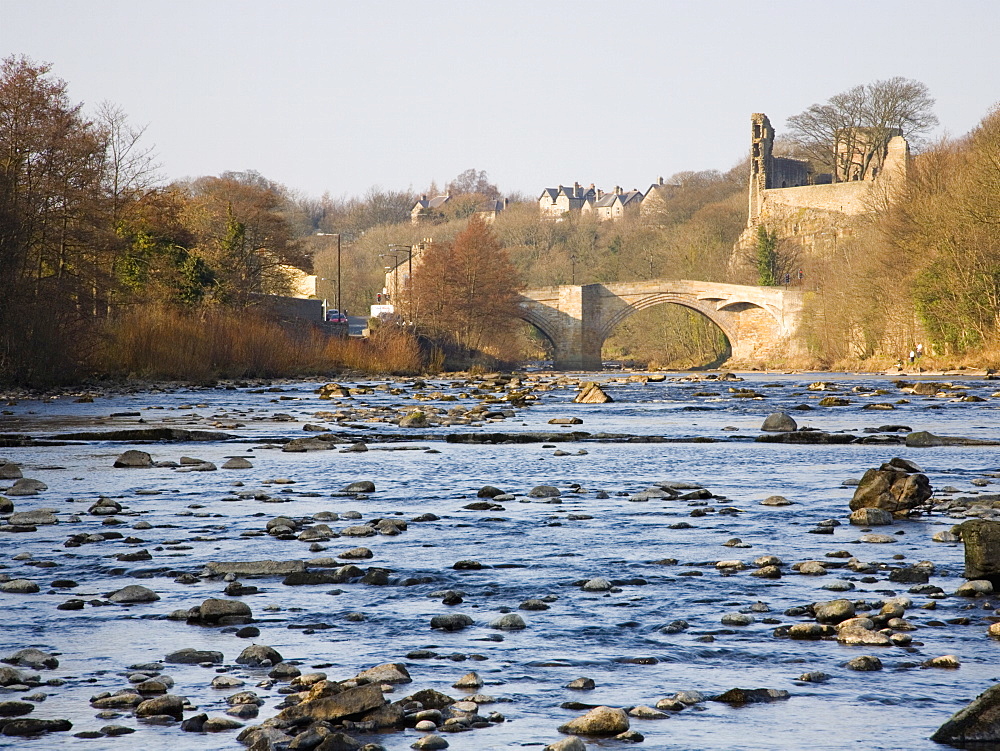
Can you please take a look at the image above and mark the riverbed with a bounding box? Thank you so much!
[1,371,999,750]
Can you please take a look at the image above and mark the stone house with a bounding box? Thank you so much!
[639,177,679,218]
[538,182,597,219]
[411,193,451,224]
[582,186,644,221]
[476,198,510,224]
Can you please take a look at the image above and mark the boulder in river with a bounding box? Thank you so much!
[0,463,22,479]
[849,459,931,515]
[192,598,252,625]
[906,431,1000,447]
[573,382,613,404]
[7,509,57,525]
[166,648,223,665]
[3,649,57,670]
[711,688,789,704]
[6,479,47,496]
[277,680,385,723]
[761,412,797,432]
[107,585,160,604]
[235,645,283,667]
[931,683,1000,745]
[113,450,153,468]
[957,520,1000,585]
[557,705,629,736]
[849,507,894,526]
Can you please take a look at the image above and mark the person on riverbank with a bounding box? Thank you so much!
[909,350,916,363]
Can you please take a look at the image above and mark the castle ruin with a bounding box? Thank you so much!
[742,113,909,256]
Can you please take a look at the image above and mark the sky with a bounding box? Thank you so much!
[3,0,998,200]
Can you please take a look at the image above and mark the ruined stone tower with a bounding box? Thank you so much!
[748,113,773,226]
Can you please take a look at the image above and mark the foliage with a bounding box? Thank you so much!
[407,216,522,357]
[753,225,779,285]
[96,303,423,380]
[447,168,499,199]
[786,77,937,180]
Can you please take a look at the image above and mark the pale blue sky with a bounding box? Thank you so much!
[3,0,997,199]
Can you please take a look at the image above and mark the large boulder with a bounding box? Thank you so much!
[204,560,305,578]
[0,464,22,480]
[113,450,153,468]
[107,585,160,604]
[906,431,1000,447]
[135,694,185,719]
[849,459,931,514]
[235,645,283,667]
[573,383,613,404]
[194,598,252,625]
[557,706,629,736]
[7,509,57,525]
[166,648,223,665]
[958,520,1000,585]
[932,683,1000,745]
[399,411,429,428]
[277,681,384,723]
[761,412,797,432]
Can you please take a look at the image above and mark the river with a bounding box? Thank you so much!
[1,371,998,750]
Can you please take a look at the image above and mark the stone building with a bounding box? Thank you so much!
[640,177,679,218]
[411,193,451,224]
[538,182,598,219]
[476,198,510,224]
[742,112,909,256]
[581,186,644,221]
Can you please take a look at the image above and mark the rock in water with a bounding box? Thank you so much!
[958,520,1000,585]
[107,585,160,603]
[932,683,1000,744]
[113,450,154,468]
[849,460,931,514]
[849,507,893,526]
[557,705,629,736]
[761,412,797,432]
[573,383,613,404]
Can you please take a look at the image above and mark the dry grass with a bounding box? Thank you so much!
[93,304,422,380]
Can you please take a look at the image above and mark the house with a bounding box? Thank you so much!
[411,193,451,224]
[538,182,597,219]
[640,177,679,217]
[582,186,644,221]
[476,198,510,224]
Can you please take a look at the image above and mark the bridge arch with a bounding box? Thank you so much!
[598,292,741,346]
[517,280,804,370]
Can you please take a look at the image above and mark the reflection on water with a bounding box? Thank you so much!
[1,373,999,749]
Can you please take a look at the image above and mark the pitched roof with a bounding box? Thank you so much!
[413,194,451,210]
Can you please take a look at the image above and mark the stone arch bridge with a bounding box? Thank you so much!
[518,280,805,370]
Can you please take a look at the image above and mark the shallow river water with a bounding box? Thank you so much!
[2,371,1000,750]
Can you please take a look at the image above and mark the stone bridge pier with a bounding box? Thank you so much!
[517,279,805,370]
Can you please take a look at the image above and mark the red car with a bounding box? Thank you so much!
[326,309,347,324]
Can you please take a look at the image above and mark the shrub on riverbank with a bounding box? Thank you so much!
[93,304,422,380]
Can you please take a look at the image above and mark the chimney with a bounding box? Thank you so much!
[615,185,622,195]
[658,176,664,185]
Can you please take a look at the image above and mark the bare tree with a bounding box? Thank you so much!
[446,168,499,199]
[786,77,938,181]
